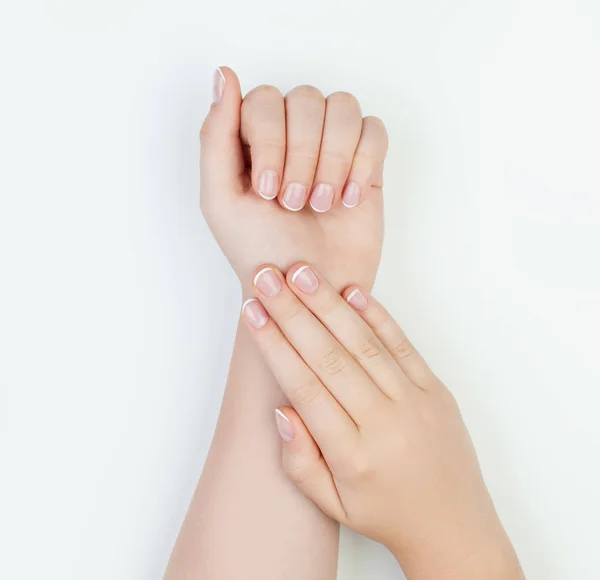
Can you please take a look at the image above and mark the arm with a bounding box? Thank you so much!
[165,67,388,579]
[164,319,338,579]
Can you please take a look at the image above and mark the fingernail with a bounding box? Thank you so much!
[258,170,279,200]
[291,265,319,294]
[342,182,360,208]
[254,267,282,297]
[346,288,368,311]
[309,183,334,212]
[275,409,294,442]
[242,298,269,328]
[213,68,225,103]
[282,183,307,211]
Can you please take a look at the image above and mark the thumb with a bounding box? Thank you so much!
[200,67,245,204]
[275,407,348,525]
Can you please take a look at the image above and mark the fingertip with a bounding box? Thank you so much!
[274,407,295,442]
[343,286,369,312]
[275,406,320,457]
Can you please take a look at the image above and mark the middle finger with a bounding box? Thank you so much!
[252,264,386,425]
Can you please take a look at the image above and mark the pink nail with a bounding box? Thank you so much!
[309,183,334,212]
[254,267,282,297]
[291,265,319,294]
[346,288,368,311]
[275,409,294,442]
[282,183,307,211]
[258,170,279,200]
[242,298,269,329]
[342,182,360,208]
[213,68,225,103]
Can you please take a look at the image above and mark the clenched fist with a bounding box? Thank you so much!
[200,67,389,292]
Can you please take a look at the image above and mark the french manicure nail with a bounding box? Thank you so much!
[213,68,225,103]
[258,170,279,200]
[242,298,269,328]
[282,183,307,211]
[342,182,360,208]
[309,183,335,212]
[275,409,294,442]
[291,265,319,294]
[254,267,282,297]
[346,288,368,311]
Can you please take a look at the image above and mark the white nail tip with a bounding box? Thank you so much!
[282,199,303,212]
[309,201,329,213]
[242,298,258,311]
[216,67,225,82]
[253,267,273,286]
[258,190,278,200]
[346,289,360,303]
[275,408,290,423]
[342,199,359,208]
[291,265,309,284]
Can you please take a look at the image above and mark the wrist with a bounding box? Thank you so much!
[392,528,523,580]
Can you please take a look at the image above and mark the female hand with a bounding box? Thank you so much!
[242,263,524,580]
[200,68,388,292]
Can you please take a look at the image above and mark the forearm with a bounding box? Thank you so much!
[165,317,339,580]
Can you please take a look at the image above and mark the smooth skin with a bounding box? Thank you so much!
[242,262,525,580]
[200,67,388,292]
[165,68,388,579]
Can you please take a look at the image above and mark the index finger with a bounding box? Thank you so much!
[242,298,359,459]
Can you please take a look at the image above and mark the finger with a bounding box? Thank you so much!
[278,86,326,212]
[341,116,389,209]
[242,298,358,459]
[252,265,385,423]
[309,92,363,213]
[199,67,245,206]
[275,406,348,524]
[240,85,286,200]
[343,287,441,391]
[287,263,411,399]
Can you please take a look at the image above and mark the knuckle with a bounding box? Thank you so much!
[284,461,313,486]
[320,347,346,376]
[244,84,283,104]
[199,118,212,142]
[253,135,285,151]
[286,84,325,103]
[278,301,304,323]
[285,143,320,165]
[319,147,353,172]
[351,149,374,174]
[345,450,373,480]
[289,379,322,406]
[327,91,361,111]
[359,334,383,362]
[364,115,388,136]
[389,337,416,361]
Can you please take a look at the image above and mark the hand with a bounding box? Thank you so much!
[200,68,388,292]
[241,263,524,580]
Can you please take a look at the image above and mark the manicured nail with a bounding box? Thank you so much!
[346,288,368,311]
[258,170,279,200]
[309,183,334,212]
[342,182,360,208]
[291,265,319,294]
[282,183,307,211]
[254,267,282,297]
[275,409,294,442]
[213,68,225,103]
[242,298,269,329]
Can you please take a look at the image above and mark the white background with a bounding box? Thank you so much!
[1,0,599,578]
